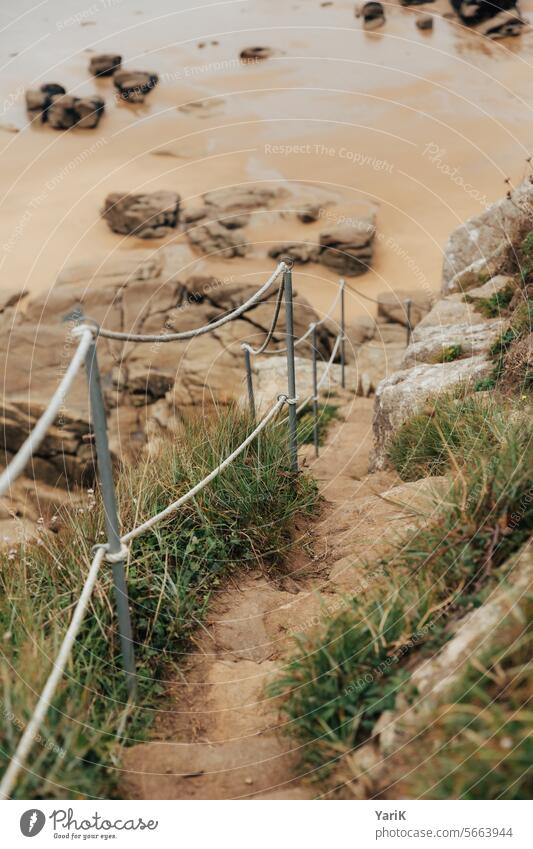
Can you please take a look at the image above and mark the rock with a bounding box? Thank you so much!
[318,216,376,276]
[360,2,386,28]
[450,0,518,27]
[355,339,406,397]
[113,69,158,102]
[416,14,434,29]
[377,289,433,327]
[481,13,525,38]
[401,320,504,369]
[402,0,435,4]
[446,255,501,295]
[239,47,274,61]
[187,221,248,257]
[442,179,533,293]
[371,356,491,469]
[202,186,284,214]
[253,355,347,411]
[101,191,180,237]
[47,93,105,130]
[89,53,122,76]
[268,243,320,264]
[462,274,515,302]
[0,287,28,312]
[297,204,322,223]
[25,83,66,120]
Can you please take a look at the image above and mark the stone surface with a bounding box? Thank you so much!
[371,356,491,469]
[101,191,180,237]
[89,53,122,76]
[268,242,320,264]
[187,221,248,257]
[25,86,104,129]
[442,179,533,292]
[360,1,386,27]
[113,69,158,102]
[355,339,406,397]
[318,215,376,276]
[416,13,434,28]
[401,320,504,369]
[377,288,433,327]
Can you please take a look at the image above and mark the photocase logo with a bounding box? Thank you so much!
[20,809,46,837]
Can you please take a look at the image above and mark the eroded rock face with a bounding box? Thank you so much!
[101,191,181,237]
[187,221,248,257]
[442,179,533,293]
[318,217,376,276]
[89,53,122,76]
[113,69,158,102]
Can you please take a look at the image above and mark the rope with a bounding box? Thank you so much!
[0,547,106,800]
[262,278,346,356]
[95,262,287,343]
[346,282,430,311]
[0,393,288,798]
[0,327,94,500]
[241,278,285,356]
[294,333,343,415]
[121,394,287,544]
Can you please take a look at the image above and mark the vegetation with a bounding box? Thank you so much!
[0,407,318,799]
[464,283,515,318]
[271,392,533,781]
[397,595,533,800]
[433,344,463,363]
[297,403,339,446]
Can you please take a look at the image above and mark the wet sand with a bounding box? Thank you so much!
[1,0,533,322]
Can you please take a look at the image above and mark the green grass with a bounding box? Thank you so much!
[0,407,318,799]
[386,392,525,482]
[297,403,339,446]
[271,394,533,776]
[433,344,463,364]
[464,283,515,318]
[398,594,533,800]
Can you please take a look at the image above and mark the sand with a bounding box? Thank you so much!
[1,0,533,323]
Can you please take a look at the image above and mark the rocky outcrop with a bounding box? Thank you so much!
[377,289,433,327]
[187,221,249,257]
[318,217,376,276]
[113,69,158,102]
[25,84,105,129]
[0,249,333,521]
[89,53,122,76]
[268,243,320,264]
[442,178,533,293]
[101,191,180,237]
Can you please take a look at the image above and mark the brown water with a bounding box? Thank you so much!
[1,0,533,321]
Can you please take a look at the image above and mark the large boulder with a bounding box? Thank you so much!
[101,191,181,237]
[377,289,433,327]
[442,179,533,293]
[318,216,376,276]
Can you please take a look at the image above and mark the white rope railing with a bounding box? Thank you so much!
[241,278,285,356]
[295,332,343,415]
[0,547,106,800]
[95,262,287,343]
[0,393,289,800]
[0,327,94,500]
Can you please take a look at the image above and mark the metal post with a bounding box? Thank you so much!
[243,347,256,419]
[312,324,319,458]
[405,298,413,345]
[85,338,137,699]
[340,278,346,389]
[283,265,298,473]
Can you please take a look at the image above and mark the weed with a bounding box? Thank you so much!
[297,403,339,446]
[433,344,463,364]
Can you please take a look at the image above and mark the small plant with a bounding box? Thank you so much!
[433,344,463,364]
[475,376,496,392]
[465,283,515,318]
[297,403,338,446]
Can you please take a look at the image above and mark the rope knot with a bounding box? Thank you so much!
[92,542,130,563]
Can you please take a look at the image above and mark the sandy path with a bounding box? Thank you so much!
[119,395,406,800]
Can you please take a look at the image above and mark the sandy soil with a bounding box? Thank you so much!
[1,0,533,326]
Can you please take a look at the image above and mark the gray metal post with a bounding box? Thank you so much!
[405,298,413,345]
[283,265,298,472]
[85,339,137,699]
[340,278,346,389]
[312,324,319,458]
[243,347,256,419]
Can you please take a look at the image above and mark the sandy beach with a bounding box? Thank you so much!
[1,0,533,323]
